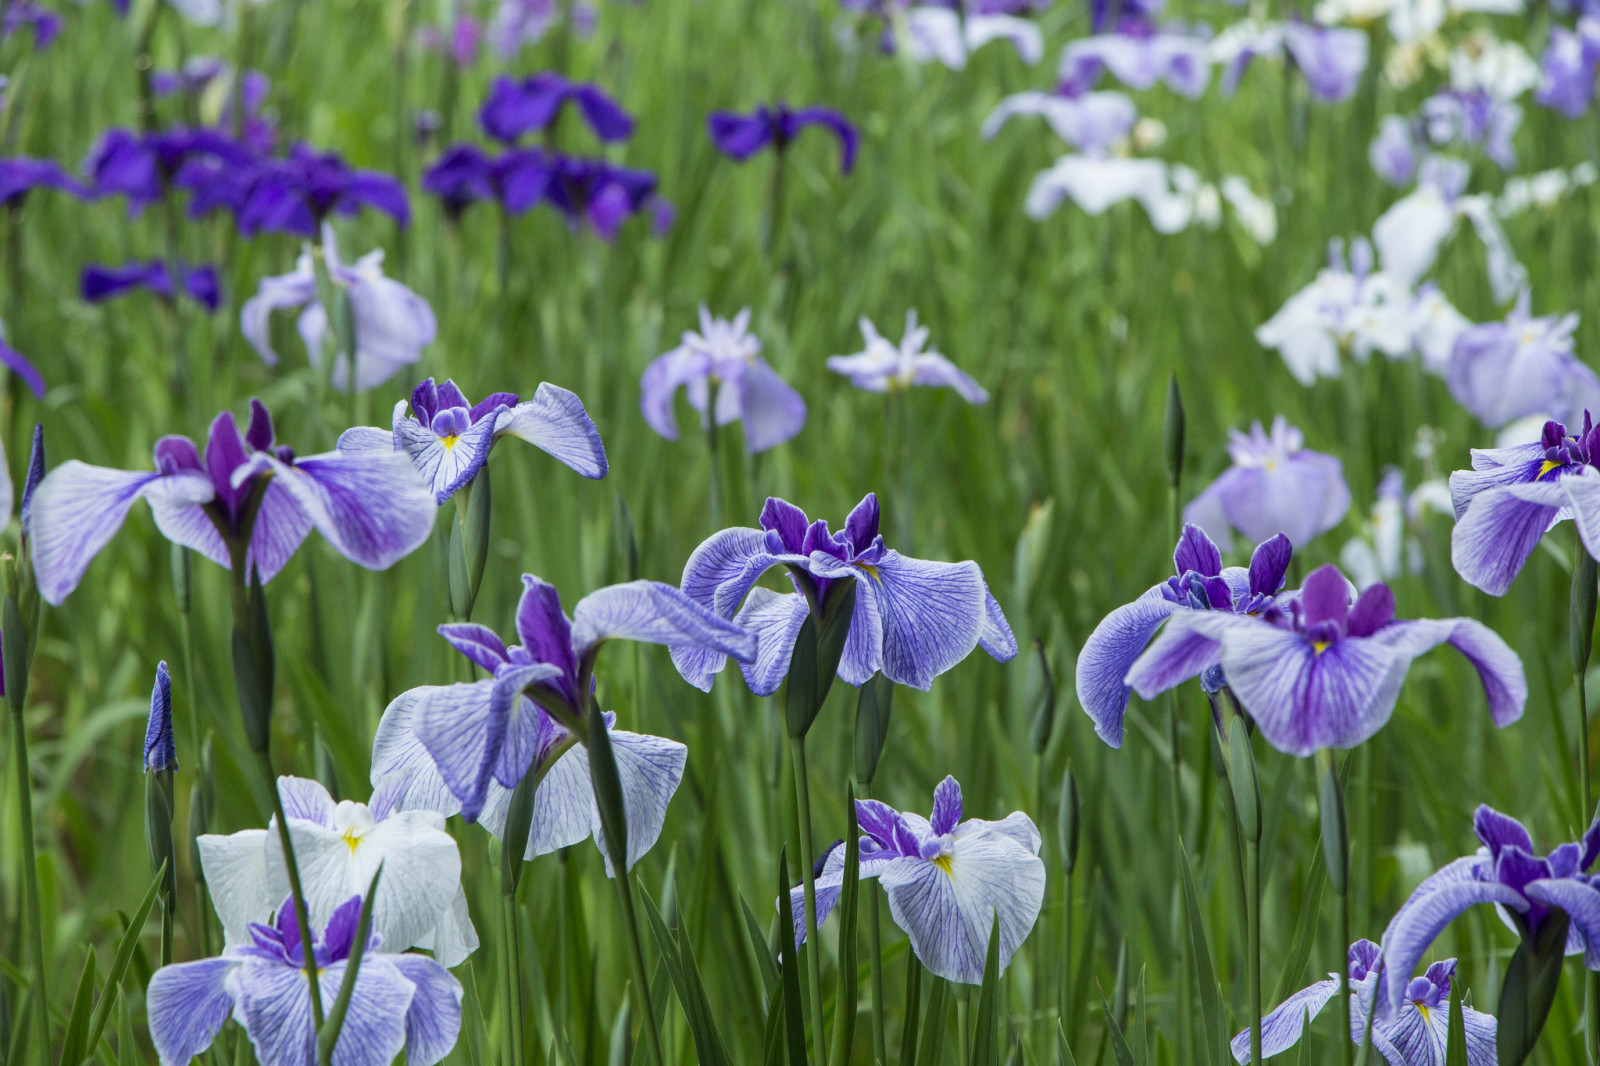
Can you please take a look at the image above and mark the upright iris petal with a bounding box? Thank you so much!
[478,73,634,144]
[826,311,988,403]
[707,102,859,174]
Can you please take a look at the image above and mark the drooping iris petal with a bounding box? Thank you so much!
[1449,479,1566,596]
[736,358,808,453]
[1228,978,1338,1064]
[569,579,757,664]
[1373,618,1526,728]
[1523,879,1600,967]
[147,957,239,1066]
[638,347,711,441]
[413,679,504,822]
[371,688,468,818]
[732,587,811,696]
[1074,589,1179,748]
[388,955,464,1066]
[491,383,609,478]
[1379,880,1528,1013]
[866,552,989,691]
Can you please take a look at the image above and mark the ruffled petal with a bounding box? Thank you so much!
[1371,619,1526,728]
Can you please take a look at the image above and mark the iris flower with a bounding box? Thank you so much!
[788,776,1045,985]
[1214,21,1368,102]
[1421,89,1521,171]
[1076,524,1292,748]
[672,493,1016,695]
[826,311,988,403]
[242,224,436,392]
[1057,9,1211,98]
[640,307,806,453]
[144,661,177,773]
[377,573,753,827]
[1536,17,1600,118]
[147,895,463,1066]
[982,89,1139,156]
[1024,156,1219,234]
[82,261,221,312]
[1443,291,1598,431]
[28,398,437,605]
[231,144,410,238]
[339,377,607,504]
[1125,563,1526,755]
[478,73,634,144]
[900,8,1044,69]
[1370,116,1420,187]
[1184,417,1351,551]
[540,153,662,239]
[1371,156,1526,303]
[707,102,859,175]
[87,127,254,215]
[1448,413,1600,595]
[0,157,85,207]
[1,3,60,49]
[1380,807,1600,1017]
[421,144,551,218]
[0,318,45,398]
[197,776,478,967]
[1229,939,1496,1065]
[1408,283,1472,373]
[1254,238,1412,386]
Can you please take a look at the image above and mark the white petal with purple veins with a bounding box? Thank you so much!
[197,829,274,946]
[390,954,464,1065]
[147,957,239,1066]
[735,587,812,696]
[493,383,609,479]
[865,551,989,691]
[371,688,466,818]
[571,580,757,663]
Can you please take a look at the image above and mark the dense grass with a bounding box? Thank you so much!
[4,0,1600,1061]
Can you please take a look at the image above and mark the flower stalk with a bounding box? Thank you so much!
[1318,748,1352,1066]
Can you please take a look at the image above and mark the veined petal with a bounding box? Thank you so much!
[437,623,512,673]
[734,587,810,696]
[1379,879,1529,1013]
[1228,978,1338,1063]
[333,811,461,956]
[1375,996,1450,1066]
[867,552,990,691]
[492,383,608,479]
[1450,481,1566,596]
[414,679,501,822]
[371,688,465,819]
[276,776,337,825]
[197,830,274,946]
[314,957,414,1066]
[571,580,757,664]
[389,955,464,1066]
[978,589,1018,662]
[784,844,896,949]
[398,413,496,505]
[234,958,319,1066]
[591,728,687,875]
[1523,878,1600,967]
[1372,619,1526,728]
[30,462,216,605]
[147,957,239,1066]
[1564,469,1600,565]
[1076,589,1179,748]
[639,348,709,441]
[245,481,317,584]
[148,491,232,571]
[836,576,885,686]
[1124,608,1243,700]
[415,887,479,969]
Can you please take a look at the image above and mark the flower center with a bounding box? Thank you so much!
[340,827,361,852]
[1539,459,1564,479]
[931,854,954,876]
[1312,640,1331,655]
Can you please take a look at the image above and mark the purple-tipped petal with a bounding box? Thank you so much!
[706,111,774,160]
[1075,589,1180,748]
[1475,806,1535,856]
[1300,564,1350,630]
[790,106,859,174]
[1123,608,1240,701]
[1174,523,1222,577]
[514,575,578,682]
[396,402,497,505]
[492,384,608,479]
[1346,583,1395,637]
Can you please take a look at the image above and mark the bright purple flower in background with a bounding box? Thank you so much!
[147,895,463,1066]
[1076,524,1292,747]
[87,127,253,215]
[1284,22,1368,102]
[417,15,483,66]
[339,377,607,504]
[1184,417,1351,552]
[0,319,45,398]
[421,144,554,217]
[827,311,988,403]
[241,225,436,392]
[369,573,752,826]
[1088,0,1165,33]
[2,2,61,49]
[143,661,176,774]
[0,156,87,206]
[1447,413,1600,594]
[1380,807,1600,1019]
[788,776,1045,984]
[82,261,221,312]
[28,398,438,605]
[640,307,806,454]
[541,153,661,239]
[149,61,276,152]
[1444,291,1598,431]
[1536,16,1600,117]
[1369,116,1419,186]
[1228,940,1496,1065]
[707,102,860,175]
[478,73,634,144]
[672,493,1017,695]
[490,0,557,56]
[1126,563,1526,755]
[229,143,409,238]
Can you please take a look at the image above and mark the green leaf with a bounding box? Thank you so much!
[969,913,1003,1066]
[317,863,384,1066]
[1445,978,1467,1066]
[1096,981,1136,1066]
[1131,967,1149,1066]
[1318,763,1348,896]
[914,977,950,1066]
[115,987,136,1066]
[784,612,821,740]
[499,764,538,897]
[900,956,925,1066]
[776,847,808,1066]
[1055,1022,1078,1066]
[1177,840,1225,1066]
[813,579,857,712]
[80,860,167,1066]
[826,797,861,1066]
[1270,843,1326,1005]
[852,673,894,785]
[763,978,789,1066]
[59,948,98,1066]
[638,884,731,1066]
[739,894,780,996]
[461,958,488,1066]
[1496,912,1571,1066]
[608,997,634,1066]
[586,704,632,879]
[1227,718,1260,844]
[1294,1007,1314,1066]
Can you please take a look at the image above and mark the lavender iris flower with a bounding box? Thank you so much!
[1214,20,1367,101]
[0,156,87,206]
[478,73,634,144]
[1057,9,1211,98]
[827,311,988,403]
[28,398,438,605]
[1444,292,1598,431]
[707,102,860,175]
[197,776,477,967]
[1255,238,1412,385]
[1370,116,1420,186]
[1380,807,1600,1019]
[1422,89,1521,171]
[788,777,1045,984]
[1229,939,1496,1065]
[982,87,1139,156]
[144,661,177,773]
[641,308,806,453]
[1076,524,1292,748]
[372,573,753,827]
[1184,417,1351,551]
[416,16,483,66]
[1126,563,1526,755]
[338,377,607,504]
[0,319,45,398]
[82,261,221,312]
[2,3,60,49]
[900,7,1045,69]
[672,493,1017,694]
[490,0,557,56]
[147,895,463,1066]
[241,224,436,392]
[1447,413,1600,595]
[1536,17,1600,118]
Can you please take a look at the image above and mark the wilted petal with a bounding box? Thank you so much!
[492,383,609,479]
[147,957,238,1066]
[1076,590,1179,748]
[389,955,463,1066]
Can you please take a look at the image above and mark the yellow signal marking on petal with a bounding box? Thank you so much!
[1414,1004,1430,1024]
[1539,459,1564,479]
[856,563,882,583]
[1312,640,1331,655]
[932,854,954,876]
[341,827,361,852]
[441,434,461,451]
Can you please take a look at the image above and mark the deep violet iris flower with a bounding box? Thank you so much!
[707,102,859,175]
[1184,417,1351,553]
[2,3,61,49]
[373,573,754,826]
[147,895,463,1066]
[540,153,661,239]
[671,493,1017,695]
[421,144,552,217]
[230,144,410,238]
[86,127,253,214]
[788,776,1045,985]
[339,377,607,505]
[478,73,634,144]
[81,261,221,312]
[1125,563,1526,756]
[28,398,437,605]
[1448,413,1600,595]
[0,320,45,398]
[1379,807,1600,1019]
[0,156,87,206]
[1076,524,1292,748]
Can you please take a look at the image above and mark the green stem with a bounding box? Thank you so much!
[161,902,174,968]
[1246,836,1261,1066]
[11,707,48,1066]
[707,380,723,533]
[499,893,524,1066]
[956,986,970,1066]
[790,734,827,1056]
[261,752,326,1030]
[613,867,666,1066]
[865,783,888,1066]
[1059,870,1072,1037]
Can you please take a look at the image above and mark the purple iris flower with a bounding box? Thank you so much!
[707,102,859,175]
[787,776,1045,985]
[28,398,438,606]
[338,377,607,504]
[1229,939,1496,1065]
[541,153,660,239]
[672,493,1017,695]
[1057,19,1211,99]
[421,144,553,218]
[1088,0,1165,34]
[1379,807,1600,1020]
[1126,563,1526,756]
[370,573,754,826]
[417,15,483,66]
[147,895,463,1066]
[81,261,221,312]
[1184,417,1351,553]
[1422,89,1521,171]
[0,320,45,398]
[982,87,1139,156]
[1444,291,1598,431]
[640,307,806,454]
[1283,22,1368,102]
[0,156,87,207]
[1447,413,1600,595]
[489,0,556,55]
[144,661,176,774]
[478,73,634,144]
[1369,116,1420,187]
[151,56,229,97]
[230,143,410,238]
[2,3,61,49]
[1536,17,1600,118]
[827,311,988,403]
[87,127,252,215]
[1076,524,1292,748]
